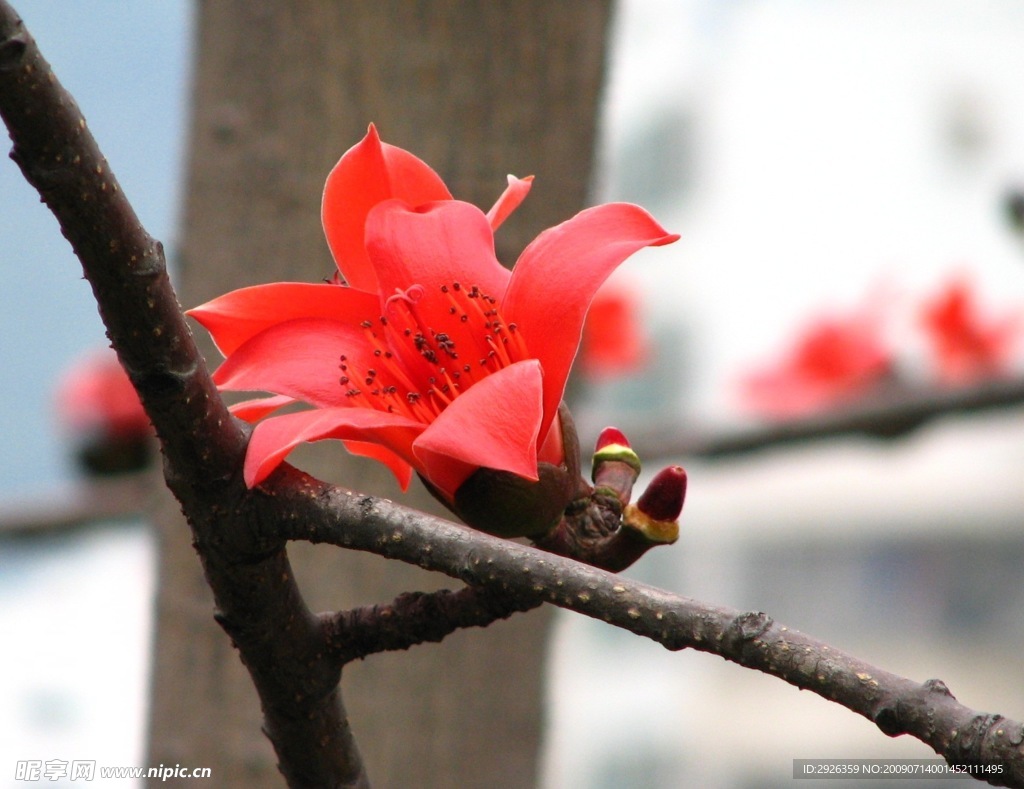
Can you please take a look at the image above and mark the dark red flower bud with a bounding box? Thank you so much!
[636,465,687,522]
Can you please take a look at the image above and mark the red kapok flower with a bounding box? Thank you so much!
[56,348,150,439]
[578,283,649,379]
[739,306,892,418]
[919,276,1020,384]
[188,125,678,534]
[55,347,153,475]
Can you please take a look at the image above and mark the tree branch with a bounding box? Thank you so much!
[267,467,1024,787]
[0,474,150,536]
[322,586,541,665]
[634,378,1024,460]
[3,2,1023,786]
[0,6,366,787]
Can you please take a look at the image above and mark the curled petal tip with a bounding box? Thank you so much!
[487,174,534,231]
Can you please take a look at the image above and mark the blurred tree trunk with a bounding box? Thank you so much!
[146,2,611,786]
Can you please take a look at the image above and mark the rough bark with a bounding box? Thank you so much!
[146,2,612,786]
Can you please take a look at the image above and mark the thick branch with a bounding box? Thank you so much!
[0,6,365,787]
[266,467,1024,787]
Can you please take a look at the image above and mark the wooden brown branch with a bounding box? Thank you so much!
[3,2,1024,786]
[267,466,1024,787]
[322,586,541,665]
[0,6,367,787]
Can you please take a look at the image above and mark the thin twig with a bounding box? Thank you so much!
[322,586,541,665]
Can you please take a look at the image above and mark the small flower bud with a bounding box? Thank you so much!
[622,465,686,545]
[591,426,641,479]
[636,465,687,522]
[590,426,641,507]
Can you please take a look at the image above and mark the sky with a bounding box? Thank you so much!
[0,1,192,498]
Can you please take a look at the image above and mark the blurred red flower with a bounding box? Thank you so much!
[55,348,152,474]
[740,307,892,418]
[55,348,150,440]
[578,284,650,379]
[919,276,1020,384]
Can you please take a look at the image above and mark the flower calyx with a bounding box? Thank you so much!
[532,428,686,573]
[426,403,583,538]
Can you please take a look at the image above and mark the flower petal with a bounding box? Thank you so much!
[213,318,379,408]
[188,283,379,356]
[485,174,533,231]
[537,414,564,466]
[502,203,678,436]
[365,198,511,301]
[244,406,424,487]
[413,359,544,497]
[341,440,415,490]
[322,124,452,292]
[230,394,296,422]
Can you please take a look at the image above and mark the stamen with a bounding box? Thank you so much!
[405,391,432,421]
[439,366,461,393]
[361,323,420,394]
[434,332,458,358]
[335,281,530,425]
[428,384,453,407]
[486,334,513,368]
[504,322,530,358]
[464,287,499,333]
[376,386,420,421]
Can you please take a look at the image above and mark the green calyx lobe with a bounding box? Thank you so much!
[590,443,641,477]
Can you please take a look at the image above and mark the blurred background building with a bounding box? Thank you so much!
[548,2,1024,787]
[4,1,1024,787]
